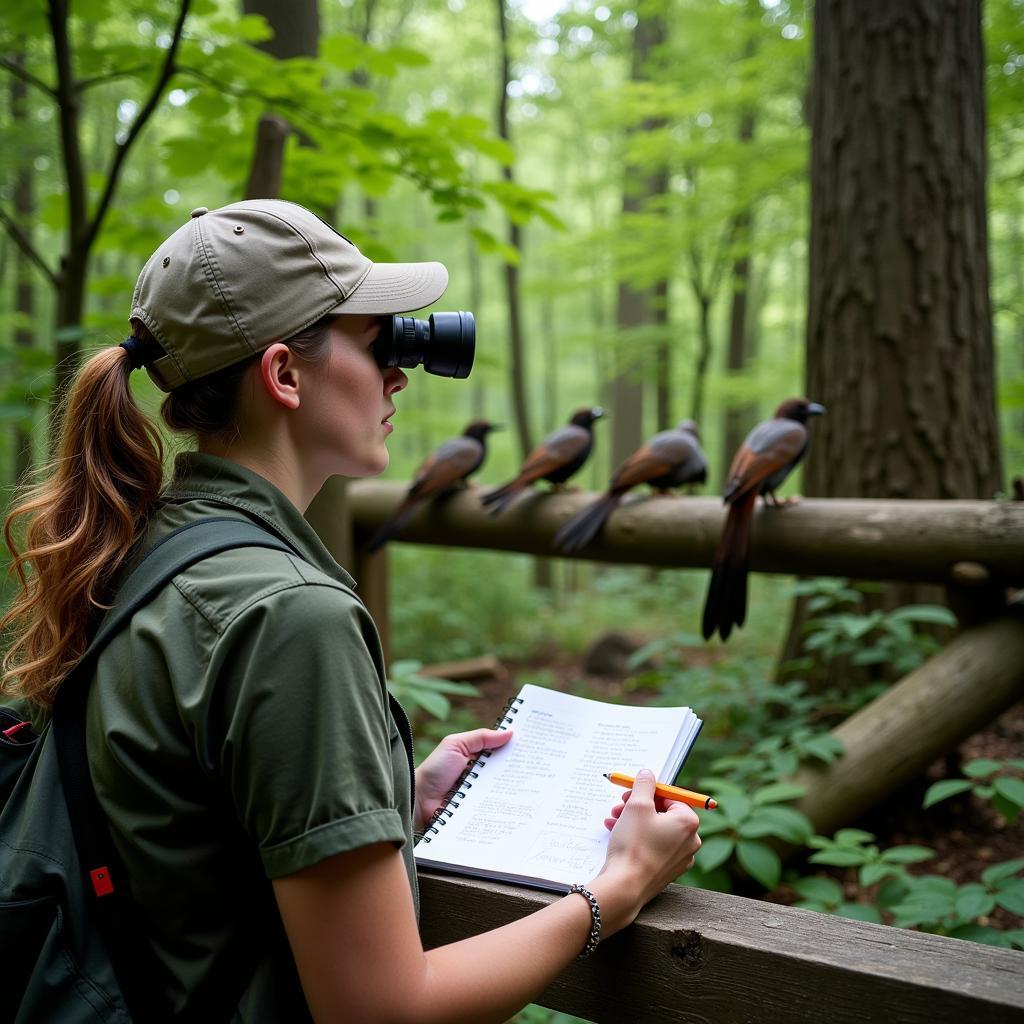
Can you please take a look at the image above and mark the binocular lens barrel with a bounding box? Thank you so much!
[373,311,475,379]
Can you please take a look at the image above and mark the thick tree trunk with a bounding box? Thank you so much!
[781,0,1002,678]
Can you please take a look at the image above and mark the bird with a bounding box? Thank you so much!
[553,420,708,553]
[480,407,605,516]
[365,419,499,552]
[701,397,826,642]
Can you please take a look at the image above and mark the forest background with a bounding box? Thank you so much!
[2,0,1024,982]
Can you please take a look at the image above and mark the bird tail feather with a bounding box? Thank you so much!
[701,492,756,641]
[365,498,420,553]
[480,482,522,516]
[553,494,620,552]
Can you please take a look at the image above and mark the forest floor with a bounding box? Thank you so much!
[433,642,1024,935]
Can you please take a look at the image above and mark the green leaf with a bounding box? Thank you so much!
[809,848,867,867]
[791,876,843,905]
[994,880,1024,916]
[948,924,1006,945]
[736,840,781,891]
[886,605,957,627]
[860,862,900,888]
[963,758,1003,779]
[879,845,935,865]
[752,782,806,805]
[833,828,875,846]
[877,877,911,909]
[993,776,1024,809]
[981,859,1024,886]
[836,902,882,924]
[718,793,752,824]
[923,778,974,808]
[738,806,814,844]
[697,835,735,873]
[955,884,996,921]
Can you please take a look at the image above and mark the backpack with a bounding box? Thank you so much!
[0,517,294,1023]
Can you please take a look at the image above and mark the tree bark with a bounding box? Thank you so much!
[723,112,758,476]
[241,0,319,201]
[781,0,1002,677]
[495,0,533,462]
[805,0,1000,503]
[612,11,668,471]
[9,52,34,481]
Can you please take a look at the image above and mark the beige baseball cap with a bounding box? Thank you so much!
[131,199,449,392]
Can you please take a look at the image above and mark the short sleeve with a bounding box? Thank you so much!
[205,582,405,878]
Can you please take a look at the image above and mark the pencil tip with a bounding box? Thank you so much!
[602,772,610,779]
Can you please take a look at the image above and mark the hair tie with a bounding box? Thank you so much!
[119,336,148,370]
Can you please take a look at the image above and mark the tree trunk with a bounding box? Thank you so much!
[9,53,34,481]
[495,0,533,462]
[241,0,319,201]
[722,112,758,479]
[689,292,713,427]
[780,0,1002,678]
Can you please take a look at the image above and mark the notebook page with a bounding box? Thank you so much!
[416,683,699,886]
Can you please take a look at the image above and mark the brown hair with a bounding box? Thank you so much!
[1,316,334,707]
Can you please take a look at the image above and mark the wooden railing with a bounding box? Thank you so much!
[419,873,1024,1023]
[335,482,1024,1022]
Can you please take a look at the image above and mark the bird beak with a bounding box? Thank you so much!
[591,407,605,419]
[808,403,826,416]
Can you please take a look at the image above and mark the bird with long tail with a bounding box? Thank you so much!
[365,420,499,552]
[481,407,604,516]
[702,398,825,641]
[554,420,707,553]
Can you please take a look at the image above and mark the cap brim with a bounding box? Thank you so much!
[332,261,449,315]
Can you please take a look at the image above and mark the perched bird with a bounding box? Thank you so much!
[554,420,708,553]
[366,420,498,552]
[481,407,605,516]
[702,398,826,642]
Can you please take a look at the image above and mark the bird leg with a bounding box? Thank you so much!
[764,491,801,508]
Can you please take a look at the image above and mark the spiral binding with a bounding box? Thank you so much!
[419,695,523,843]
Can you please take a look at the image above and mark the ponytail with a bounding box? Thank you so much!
[2,346,164,707]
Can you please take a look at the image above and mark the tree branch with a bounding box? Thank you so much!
[0,208,58,289]
[82,0,193,253]
[76,64,151,92]
[0,55,57,99]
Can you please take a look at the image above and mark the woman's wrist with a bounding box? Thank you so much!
[583,870,644,939]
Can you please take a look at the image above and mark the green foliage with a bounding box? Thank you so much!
[786,578,957,678]
[386,659,477,722]
[685,778,814,891]
[923,758,1024,822]
[799,830,1024,947]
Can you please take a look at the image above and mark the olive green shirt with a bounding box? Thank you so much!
[86,453,417,1021]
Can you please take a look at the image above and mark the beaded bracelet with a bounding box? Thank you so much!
[567,883,602,959]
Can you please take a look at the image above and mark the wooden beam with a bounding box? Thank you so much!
[418,872,1024,1024]
[790,603,1024,838]
[348,482,1024,586]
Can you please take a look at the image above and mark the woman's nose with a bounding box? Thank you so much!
[384,367,408,396]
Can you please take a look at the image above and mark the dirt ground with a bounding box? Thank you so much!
[432,646,1024,935]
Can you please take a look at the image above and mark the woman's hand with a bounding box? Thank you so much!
[413,727,513,832]
[589,768,702,934]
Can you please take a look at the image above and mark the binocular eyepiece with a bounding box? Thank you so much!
[373,311,475,379]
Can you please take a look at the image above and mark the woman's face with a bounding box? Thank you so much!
[296,314,408,480]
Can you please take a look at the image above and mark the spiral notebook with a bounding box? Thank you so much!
[414,683,703,892]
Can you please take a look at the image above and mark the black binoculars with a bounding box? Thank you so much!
[373,311,475,379]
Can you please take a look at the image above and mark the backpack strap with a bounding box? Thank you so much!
[53,516,296,1023]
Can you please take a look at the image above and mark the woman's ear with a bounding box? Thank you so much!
[258,343,302,410]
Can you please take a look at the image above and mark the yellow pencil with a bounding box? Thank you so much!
[604,771,717,810]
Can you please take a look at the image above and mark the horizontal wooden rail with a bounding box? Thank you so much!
[418,872,1024,1023]
[349,482,1024,586]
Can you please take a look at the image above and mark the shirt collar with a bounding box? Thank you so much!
[163,452,357,589]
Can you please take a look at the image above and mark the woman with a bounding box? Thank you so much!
[2,200,701,1022]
